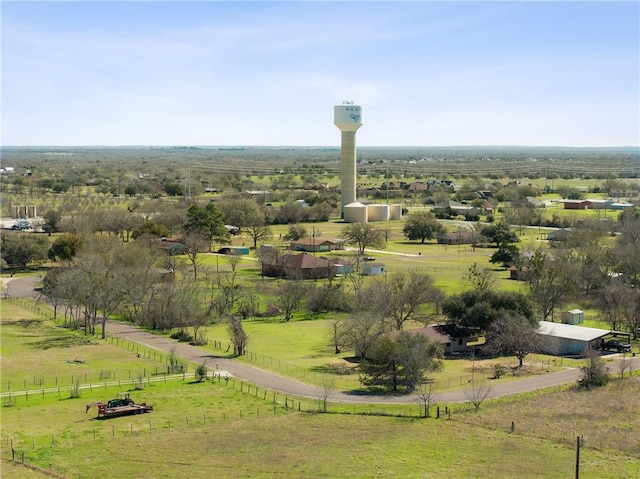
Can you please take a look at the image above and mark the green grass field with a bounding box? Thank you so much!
[2,296,639,478]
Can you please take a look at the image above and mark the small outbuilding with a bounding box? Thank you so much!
[561,309,584,325]
[537,321,610,356]
[361,262,386,276]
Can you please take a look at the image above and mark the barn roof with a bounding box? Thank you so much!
[537,321,609,342]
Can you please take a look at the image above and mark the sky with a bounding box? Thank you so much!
[2,1,639,147]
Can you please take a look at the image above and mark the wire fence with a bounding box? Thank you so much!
[209,339,567,391]
[4,374,636,479]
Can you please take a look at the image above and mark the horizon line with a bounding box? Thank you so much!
[3,144,639,150]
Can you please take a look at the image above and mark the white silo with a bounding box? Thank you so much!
[367,204,389,222]
[389,204,403,220]
[334,102,363,217]
[344,201,368,223]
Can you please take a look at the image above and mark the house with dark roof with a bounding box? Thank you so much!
[261,252,333,279]
[387,324,480,355]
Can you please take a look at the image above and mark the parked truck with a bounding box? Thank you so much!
[86,393,153,419]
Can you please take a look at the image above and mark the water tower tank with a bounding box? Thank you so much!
[344,201,368,223]
[334,104,363,132]
[389,204,403,220]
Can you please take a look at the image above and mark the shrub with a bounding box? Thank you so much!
[170,330,193,343]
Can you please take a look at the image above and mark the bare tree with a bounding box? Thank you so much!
[464,263,496,293]
[366,272,444,330]
[228,315,248,356]
[618,354,633,379]
[340,222,385,255]
[464,379,492,411]
[485,315,542,367]
[598,284,631,332]
[416,379,437,418]
[318,375,336,413]
[183,232,209,281]
[523,248,576,321]
[276,280,308,321]
[341,312,387,360]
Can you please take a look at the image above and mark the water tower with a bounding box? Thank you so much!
[334,102,363,217]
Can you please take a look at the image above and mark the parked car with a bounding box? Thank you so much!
[600,340,631,353]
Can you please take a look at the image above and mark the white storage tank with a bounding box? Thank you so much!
[344,201,368,223]
[389,204,403,220]
[367,204,389,222]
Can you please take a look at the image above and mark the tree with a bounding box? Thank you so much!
[464,263,496,293]
[416,380,437,417]
[489,244,520,268]
[442,290,534,333]
[402,211,445,244]
[481,222,519,248]
[184,202,228,251]
[341,222,385,255]
[614,208,640,285]
[523,248,576,321]
[577,347,610,389]
[207,267,245,318]
[183,232,210,281]
[75,237,127,339]
[0,232,49,268]
[464,379,492,411]
[360,332,444,392]
[227,315,248,356]
[485,315,541,367]
[366,272,443,330]
[481,222,520,268]
[340,312,387,360]
[217,198,271,248]
[131,220,171,241]
[276,280,308,321]
[41,209,62,236]
[48,233,82,263]
[598,284,631,332]
[283,224,308,242]
[41,267,64,320]
[318,375,336,413]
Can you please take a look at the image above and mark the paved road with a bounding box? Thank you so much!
[5,275,639,405]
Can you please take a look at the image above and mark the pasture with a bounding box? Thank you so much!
[3,301,639,478]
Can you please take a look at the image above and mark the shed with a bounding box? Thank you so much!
[289,237,344,252]
[361,262,385,276]
[559,199,589,210]
[537,321,609,356]
[561,309,584,325]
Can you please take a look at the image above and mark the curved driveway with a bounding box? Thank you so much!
[5,275,639,404]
